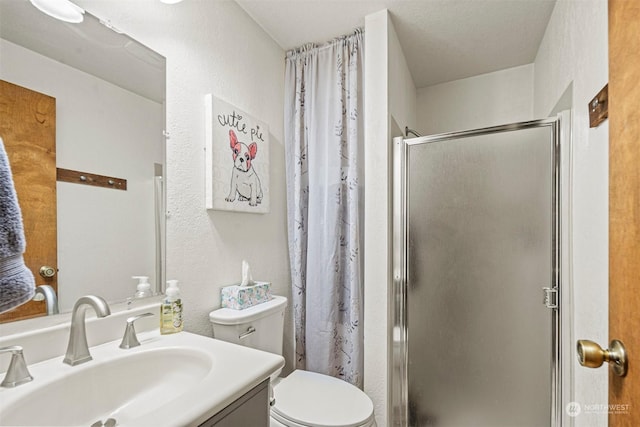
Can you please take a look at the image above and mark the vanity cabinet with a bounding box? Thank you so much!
[199,379,269,427]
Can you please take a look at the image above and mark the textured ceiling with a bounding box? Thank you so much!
[236,0,557,88]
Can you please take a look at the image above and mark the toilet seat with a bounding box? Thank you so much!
[271,370,375,427]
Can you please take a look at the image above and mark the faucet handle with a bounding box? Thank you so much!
[119,312,154,349]
[0,346,33,388]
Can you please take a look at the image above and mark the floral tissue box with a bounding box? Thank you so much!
[221,281,272,310]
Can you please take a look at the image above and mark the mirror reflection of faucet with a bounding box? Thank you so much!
[32,285,59,315]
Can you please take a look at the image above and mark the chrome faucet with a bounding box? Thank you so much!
[0,346,33,387]
[63,295,111,366]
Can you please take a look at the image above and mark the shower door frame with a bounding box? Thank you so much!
[390,117,566,427]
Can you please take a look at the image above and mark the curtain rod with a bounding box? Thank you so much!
[286,28,364,58]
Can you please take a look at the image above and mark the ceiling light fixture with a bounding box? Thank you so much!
[159,0,184,4]
[30,0,85,23]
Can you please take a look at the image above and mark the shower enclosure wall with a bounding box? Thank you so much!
[391,117,570,427]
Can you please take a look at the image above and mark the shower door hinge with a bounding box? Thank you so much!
[542,287,558,309]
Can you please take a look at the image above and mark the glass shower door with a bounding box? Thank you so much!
[393,120,560,427]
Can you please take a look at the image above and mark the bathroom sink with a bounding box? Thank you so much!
[1,346,210,426]
[0,331,284,426]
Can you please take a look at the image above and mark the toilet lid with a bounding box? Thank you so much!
[272,370,374,427]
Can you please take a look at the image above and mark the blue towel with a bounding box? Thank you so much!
[0,137,35,314]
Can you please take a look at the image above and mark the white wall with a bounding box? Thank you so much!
[388,22,417,136]
[364,11,389,425]
[0,39,162,312]
[73,1,293,370]
[416,64,534,135]
[534,1,609,426]
[364,9,416,426]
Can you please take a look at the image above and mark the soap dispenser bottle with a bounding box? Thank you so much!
[132,276,152,298]
[160,280,183,334]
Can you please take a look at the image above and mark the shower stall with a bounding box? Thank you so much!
[391,118,569,427]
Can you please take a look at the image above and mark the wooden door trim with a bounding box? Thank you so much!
[608,0,640,425]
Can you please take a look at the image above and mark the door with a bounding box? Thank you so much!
[609,0,639,425]
[393,119,560,427]
[0,80,57,322]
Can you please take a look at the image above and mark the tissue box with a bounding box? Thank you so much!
[221,281,272,310]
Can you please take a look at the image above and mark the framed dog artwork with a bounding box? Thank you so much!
[205,95,270,213]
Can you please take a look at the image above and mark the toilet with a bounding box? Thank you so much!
[209,295,376,427]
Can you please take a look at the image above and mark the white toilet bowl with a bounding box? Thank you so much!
[209,296,376,427]
[270,370,375,427]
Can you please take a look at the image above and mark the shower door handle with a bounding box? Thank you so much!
[542,287,557,309]
[577,339,627,377]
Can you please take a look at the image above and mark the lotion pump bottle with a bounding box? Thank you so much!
[160,279,183,334]
[132,276,152,298]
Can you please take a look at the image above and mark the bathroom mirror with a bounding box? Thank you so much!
[0,1,166,323]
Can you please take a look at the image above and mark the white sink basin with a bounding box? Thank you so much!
[0,331,284,426]
[2,347,210,426]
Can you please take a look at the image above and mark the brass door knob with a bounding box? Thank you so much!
[577,339,627,377]
[39,266,56,278]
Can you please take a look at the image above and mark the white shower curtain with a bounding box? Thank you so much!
[284,30,364,387]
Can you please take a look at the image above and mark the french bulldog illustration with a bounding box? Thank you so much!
[225,129,263,206]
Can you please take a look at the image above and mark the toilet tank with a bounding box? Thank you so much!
[209,295,287,356]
